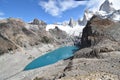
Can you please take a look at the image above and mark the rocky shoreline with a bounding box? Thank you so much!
[0,17,75,80]
[0,43,62,80]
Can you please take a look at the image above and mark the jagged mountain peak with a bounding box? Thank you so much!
[68,18,77,28]
[68,18,75,27]
[96,0,120,21]
[99,0,115,13]
[78,9,94,26]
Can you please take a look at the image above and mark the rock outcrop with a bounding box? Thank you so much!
[30,18,47,28]
[75,15,120,58]
[49,26,72,45]
[81,15,115,48]
[49,26,67,40]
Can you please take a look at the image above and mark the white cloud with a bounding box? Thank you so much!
[87,0,120,12]
[39,0,87,17]
[40,0,59,16]
[86,0,104,12]
[39,0,120,17]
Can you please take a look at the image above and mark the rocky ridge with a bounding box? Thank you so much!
[0,18,71,55]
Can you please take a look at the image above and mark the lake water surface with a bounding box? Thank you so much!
[24,46,79,71]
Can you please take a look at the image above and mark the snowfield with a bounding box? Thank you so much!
[46,24,84,36]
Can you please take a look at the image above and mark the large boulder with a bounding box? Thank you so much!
[81,15,120,48]
[74,15,120,58]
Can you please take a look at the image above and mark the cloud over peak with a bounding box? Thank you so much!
[39,0,87,17]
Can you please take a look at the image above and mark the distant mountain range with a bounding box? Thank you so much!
[46,0,120,36]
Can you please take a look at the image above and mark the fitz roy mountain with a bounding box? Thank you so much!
[81,0,120,23]
[97,0,120,21]
[47,0,120,36]
[76,0,120,25]
[99,0,115,13]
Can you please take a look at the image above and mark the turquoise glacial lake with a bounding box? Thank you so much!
[24,46,79,71]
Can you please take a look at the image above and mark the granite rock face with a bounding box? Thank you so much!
[81,15,120,48]
[74,15,120,58]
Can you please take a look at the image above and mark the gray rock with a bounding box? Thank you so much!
[68,18,77,27]
[99,0,115,13]
[81,15,120,48]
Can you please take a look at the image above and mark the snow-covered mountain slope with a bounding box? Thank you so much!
[80,0,120,24]
[96,0,120,21]
[46,0,120,37]
[109,10,120,21]
[46,9,93,36]
[46,24,84,36]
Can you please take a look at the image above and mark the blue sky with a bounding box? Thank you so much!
[0,0,90,24]
[1,0,118,24]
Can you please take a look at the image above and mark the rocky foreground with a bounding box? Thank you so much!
[0,18,74,80]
